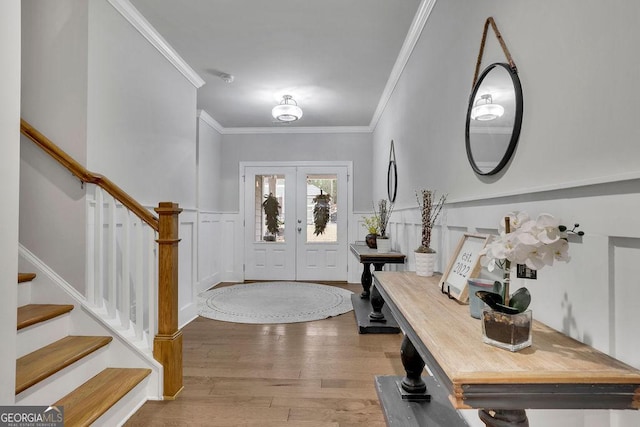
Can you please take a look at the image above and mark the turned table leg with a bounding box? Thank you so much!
[399,335,430,400]
[368,284,387,322]
[360,262,373,299]
[479,409,529,427]
[368,263,388,322]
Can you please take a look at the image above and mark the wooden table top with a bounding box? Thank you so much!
[373,271,640,410]
[350,244,406,263]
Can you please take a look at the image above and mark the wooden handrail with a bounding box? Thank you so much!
[20,119,159,231]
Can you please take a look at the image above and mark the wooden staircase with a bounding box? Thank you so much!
[16,273,151,426]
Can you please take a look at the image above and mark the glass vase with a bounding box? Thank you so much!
[481,309,532,352]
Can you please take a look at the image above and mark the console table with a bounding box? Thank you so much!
[349,244,405,334]
[373,271,640,427]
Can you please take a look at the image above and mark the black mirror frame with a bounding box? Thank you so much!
[465,63,523,176]
[387,140,397,202]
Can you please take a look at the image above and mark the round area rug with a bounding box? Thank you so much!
[198,282,354,324]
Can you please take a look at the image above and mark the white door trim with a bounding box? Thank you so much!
[240,161,353,281]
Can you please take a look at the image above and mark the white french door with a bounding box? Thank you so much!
[243,164,349,281]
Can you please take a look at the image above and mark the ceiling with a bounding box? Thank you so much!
[129,0,423,131]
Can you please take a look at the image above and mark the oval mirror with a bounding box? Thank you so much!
[465,63,523,175]
[387,140,397,202]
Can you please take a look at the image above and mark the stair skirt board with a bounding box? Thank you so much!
[18,246,163,401]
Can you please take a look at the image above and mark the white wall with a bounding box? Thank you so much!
[87,0,198,208]
[220,132,373,212]
[0,0,21,405]
[20,0,89,293]
[373,1,640,425]
[197,112,223,212]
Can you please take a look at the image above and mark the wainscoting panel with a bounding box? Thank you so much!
[178,209,197,327]
[609,237,640,369]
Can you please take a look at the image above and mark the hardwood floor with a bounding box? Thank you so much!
[125,283,405,426]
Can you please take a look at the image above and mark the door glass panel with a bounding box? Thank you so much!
[306,174,337,243]
[254,174,285,242]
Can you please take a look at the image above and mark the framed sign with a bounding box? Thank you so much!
[440,233,489,302]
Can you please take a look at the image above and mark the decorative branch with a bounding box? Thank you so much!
[415,190,447,252]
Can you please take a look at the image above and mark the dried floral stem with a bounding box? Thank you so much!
[416,190,447,250]
[374,199,394,237]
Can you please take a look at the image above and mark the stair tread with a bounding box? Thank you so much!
[17,304,74,330]
[54,367,151,427]
[18,273,36,283]
[16,336,113,395]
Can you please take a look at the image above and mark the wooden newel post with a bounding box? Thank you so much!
[154,202,183,399]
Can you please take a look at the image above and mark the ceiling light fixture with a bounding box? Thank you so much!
[272,95,303,122]
[470,94,504,121]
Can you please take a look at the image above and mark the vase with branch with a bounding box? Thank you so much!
[414,190,447,276]
[374,199,394,253]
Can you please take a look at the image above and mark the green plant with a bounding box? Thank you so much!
[415,190,447,253]
[361,216,380,235]
[312,192,331,235]
[262,193,281,236]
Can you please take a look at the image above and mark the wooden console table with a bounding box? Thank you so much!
[349,244,406,334]
[373,271,640,426]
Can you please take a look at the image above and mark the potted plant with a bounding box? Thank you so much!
[374,199,394,253]
[261,192,281,241]
[414,190,447,276]
[477,212,581,351]
[361,216,380,248]
[312,191,331,236]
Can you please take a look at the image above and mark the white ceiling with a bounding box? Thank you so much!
[129,0,423,130]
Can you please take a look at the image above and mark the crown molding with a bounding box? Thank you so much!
[197,110,224,133]
[369,0,437,130]
[220,125,373,135]
[107,0,205,88]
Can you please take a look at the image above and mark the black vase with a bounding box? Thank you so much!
[365,233,378,249]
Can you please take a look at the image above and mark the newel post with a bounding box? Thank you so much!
[154,202,183,399]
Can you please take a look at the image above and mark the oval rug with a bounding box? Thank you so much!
[198,282,354,324]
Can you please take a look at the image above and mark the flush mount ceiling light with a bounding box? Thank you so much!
[471,94,504,121]
[272,95,303,122]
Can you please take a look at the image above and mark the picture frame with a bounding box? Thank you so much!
[440,233,490,302]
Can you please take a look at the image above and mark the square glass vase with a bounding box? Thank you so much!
[481,309,532,352]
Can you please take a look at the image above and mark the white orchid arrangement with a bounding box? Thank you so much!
[481,211,570,273]
[477,211,578,313]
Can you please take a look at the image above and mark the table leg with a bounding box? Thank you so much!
[368,284,387,322]
[360,262,373,299]
[478,409,529,427]
[400,335,429,398]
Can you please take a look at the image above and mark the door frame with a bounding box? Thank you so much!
[239,161,353,281]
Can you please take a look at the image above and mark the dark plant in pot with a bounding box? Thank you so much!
[361,216,380,249]
[477,211,582,351]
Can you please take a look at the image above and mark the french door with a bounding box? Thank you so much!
[243,164,349,281]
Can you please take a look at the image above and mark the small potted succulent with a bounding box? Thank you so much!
[374,199,394,253]
[361,216,380,249]
[414,190,447,276]
[477,211,581,351]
